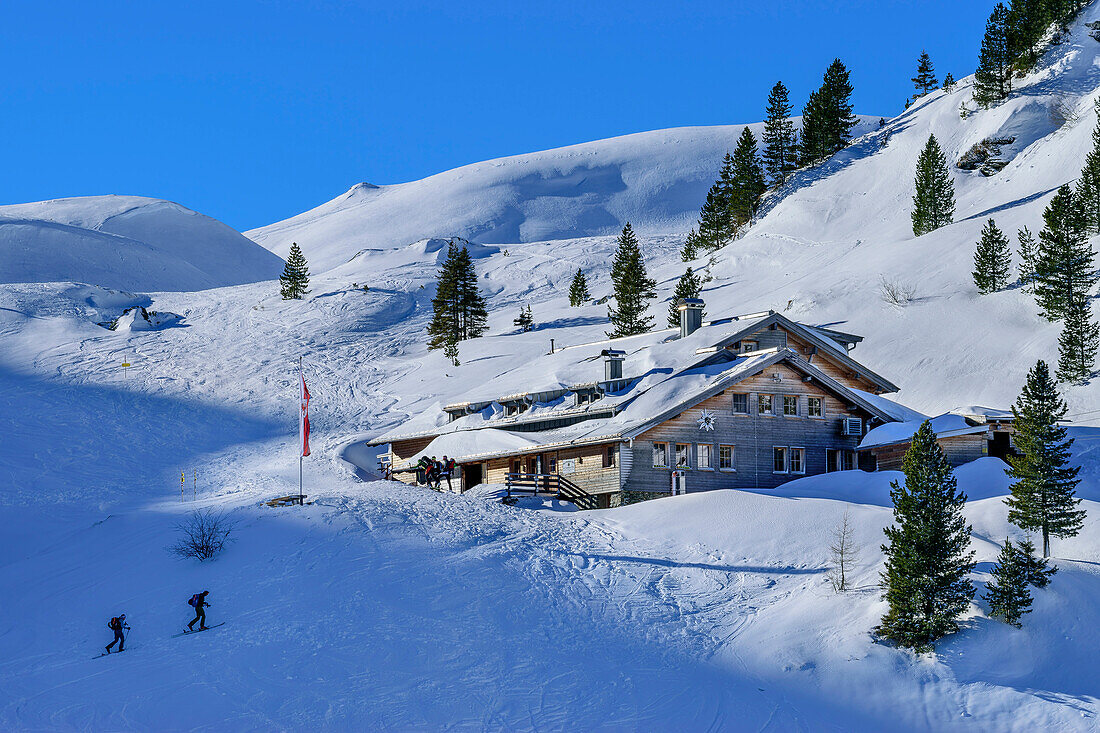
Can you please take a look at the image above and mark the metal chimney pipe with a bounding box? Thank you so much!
[678,298,704,338]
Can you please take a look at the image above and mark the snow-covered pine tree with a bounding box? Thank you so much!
[1033,185,1097,321]
[974,3,1013,107]
[878,421,976,651]
[943,72,956,92]
[1016,537,1057,587]
[568,269,590,306]
[912,50,938,96]
[1017,226,1039,289]
[427,241,488,350]
[728,127,767,230]
[972,218,1012,293]
[1005,360,1086,557]
[1057,298,1099,384]
[984,539,1033,627]
[680,228,700,262]
[911,134,956,236]
[1075,101,1100,234]
[762,81,800,186]
[279,242,310,300]
[667,267,703,328]
[514,305,534,332]
[607,223,657,338]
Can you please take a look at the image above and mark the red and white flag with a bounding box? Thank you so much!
[299,360,311,458]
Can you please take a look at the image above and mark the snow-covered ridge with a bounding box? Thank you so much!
[247,118,882,272]
[0,195,285,292]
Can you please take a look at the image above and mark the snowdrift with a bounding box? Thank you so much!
[0,195,285,292]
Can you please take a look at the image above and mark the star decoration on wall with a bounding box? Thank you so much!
[697,409,717,432]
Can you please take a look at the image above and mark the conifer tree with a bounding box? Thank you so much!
[1005,360,1086,557]
[667,267,703,328]
[943,72,956,92]
[820,59,859,156]
[972,218,1013,293]
[1007,0,1047,66]
[1057,298,1099,384]
[728,127,767,229]
[607,223,657,338]
[912,51,939,96]
[443,335,460,367]
[800,88,828,165]
[878,421,976,651]
[568,269,590,306]
[1016,538,1057,587]
[801,60,858,164]
[279,242,310,300]
[1033,185,1096,321]
[514,305,534,332]
[1075,101,1100,234]
[427,240,488,350]
[911,135,956,236]
[680,228,700,262]
[984,539,1034,627]
[1017,226,1039,289]
[696,156,735,252]
[762,81,800,185]
[975,3,1013,107]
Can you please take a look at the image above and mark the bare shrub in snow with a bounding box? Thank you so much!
[879,277,916,307]
[169,510,235,561]
[1049,97,1080,128]
[828,509,859,592]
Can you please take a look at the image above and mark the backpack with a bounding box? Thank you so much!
[108,617,121,630]
[188,594,201,607]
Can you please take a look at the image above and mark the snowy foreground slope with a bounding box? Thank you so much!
[0,195,285,292]
[5,5,1100,731]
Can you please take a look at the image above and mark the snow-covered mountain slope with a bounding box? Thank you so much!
[247,118,881,271]
[0,195,285,292]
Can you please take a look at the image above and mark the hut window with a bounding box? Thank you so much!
[790,447,805,474]
[758,394,773,415]
[783,395,799,416]
[741,340,758,353]
[675,443,691,468]
[773,447,788,473]
[731,393,749,414]
[719,445,735,470]
[652,442,669,468]
[697,444,713,470]
[602,445,617,468]
[808,397,823,418]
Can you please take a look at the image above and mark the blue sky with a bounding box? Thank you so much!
[1,1,992,231]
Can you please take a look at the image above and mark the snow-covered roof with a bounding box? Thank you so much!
[385,346,899,468]
[951,406,1016,423]
[857,413,987,451]
[373,309,902,450]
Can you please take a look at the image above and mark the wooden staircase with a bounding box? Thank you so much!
[504,473,600,510]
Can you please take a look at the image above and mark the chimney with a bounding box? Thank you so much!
[601,349,625,380]
[678,298,704,338]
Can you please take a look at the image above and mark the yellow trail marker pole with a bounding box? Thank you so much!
[180,471,185,502]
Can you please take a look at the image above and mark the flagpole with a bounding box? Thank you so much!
[299,355,304,506]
